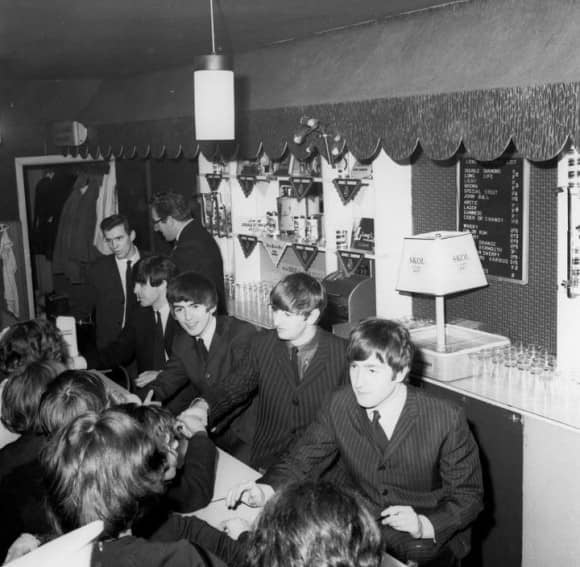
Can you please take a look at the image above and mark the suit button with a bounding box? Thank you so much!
[292,398,299,406]
[290,428,297,435]
[382,489,389,495]
[205,373,211,379]
[378,464,386,471]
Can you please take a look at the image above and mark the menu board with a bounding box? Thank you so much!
[457,157,528,283]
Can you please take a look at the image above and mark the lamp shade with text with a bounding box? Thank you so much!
[397,231,487,352]
[194,54,235,141]
[397,231,487,296]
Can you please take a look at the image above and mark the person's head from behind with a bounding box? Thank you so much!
[116,403,182,481]
[269,272,326,343]
[347,318,414,410]
[133,256,178,310]
[38,370,110,435]
[100,214,136,260]
[0,318,68,377]
[41,409,167,539]
[167,271,217,337]
[244,480,381,567]
[150,192,192,242]
[1,361,63,435]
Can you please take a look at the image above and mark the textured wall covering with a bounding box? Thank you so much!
[412,151,558,352]
[68,81,580,164]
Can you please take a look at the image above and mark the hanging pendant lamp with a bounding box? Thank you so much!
[194,0,235,141]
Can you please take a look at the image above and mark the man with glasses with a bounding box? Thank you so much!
[144,271,259,461]
[150,192,226,314]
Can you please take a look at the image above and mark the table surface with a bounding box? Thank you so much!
[193,449,406,566]
[422,367,580,432]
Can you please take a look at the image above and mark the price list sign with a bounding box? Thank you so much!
[457,157,529,283]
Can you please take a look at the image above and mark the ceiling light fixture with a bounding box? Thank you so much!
[194,0,235,141]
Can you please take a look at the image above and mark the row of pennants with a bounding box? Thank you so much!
[237,234,368,276]
[209,173,365,205]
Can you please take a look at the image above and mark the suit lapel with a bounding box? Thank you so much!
[165,317,176,357]
[383,387,419,460]
[300,332,329,387]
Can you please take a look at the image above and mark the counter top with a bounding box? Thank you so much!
[421,368,580,432]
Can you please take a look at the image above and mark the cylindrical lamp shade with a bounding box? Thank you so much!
[194,54,235,141]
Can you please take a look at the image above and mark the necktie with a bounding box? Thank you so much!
[195,338,208,364]
[371,410,390,452]
[153,311,165,368]
[123,260,132,326]
[290,346,302,382]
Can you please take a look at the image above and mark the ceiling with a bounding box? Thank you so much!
[0,0,465,80]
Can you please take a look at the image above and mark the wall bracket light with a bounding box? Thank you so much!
[292,116,343,167]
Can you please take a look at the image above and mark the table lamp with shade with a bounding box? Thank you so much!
[396,231,510,381]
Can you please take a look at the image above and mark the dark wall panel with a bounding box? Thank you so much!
[411,151,557,352]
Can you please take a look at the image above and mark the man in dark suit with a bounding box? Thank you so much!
[144,271,260,461]
[89,256,178,388]
[181,272,349,471]
[226,319,483,566]
[150,191,226,314]
[87,214,141,349]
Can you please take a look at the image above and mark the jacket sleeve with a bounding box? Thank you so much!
[259,405,339,489]
[422,407,484,545]
[151,514,245,567]
[165,431,217,513]
[151,350,195,404]
[206,335,260,427]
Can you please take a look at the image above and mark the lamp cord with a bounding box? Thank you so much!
[210,0,216,54]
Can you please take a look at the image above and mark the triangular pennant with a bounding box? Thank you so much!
[237,234,259,258]
[337,250,365,276]
[332,178,364,205]
[238,175,257,198]
[206,173,223,192]
[292,243,319,271]
[262,238,290,267]
[290,176,314,201]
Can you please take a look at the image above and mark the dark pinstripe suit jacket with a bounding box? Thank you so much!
[261,386,483,559]
[151,316,259,419]
[210,328,348,470]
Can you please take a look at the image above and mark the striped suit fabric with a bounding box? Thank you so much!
[210,328,349,470]
[261,385,483,560]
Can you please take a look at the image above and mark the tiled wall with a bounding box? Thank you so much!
[411,151,558,352]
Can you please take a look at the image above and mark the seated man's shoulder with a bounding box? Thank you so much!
[329,384,357,410]
[414,387,465,419]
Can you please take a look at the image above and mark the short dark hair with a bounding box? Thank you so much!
[270,272,326,318]
[41,409,167,539]
[243,480,381,567]
[167,271,217,309]
[347,318,414,375]
[0,319,68,377]
[38,370,110,435]
[1,361,62,434]
[150,192,192,222]
[133,256,178,287]
[100,214,131,234]
[116,403,176,450]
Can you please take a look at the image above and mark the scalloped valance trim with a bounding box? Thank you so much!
[60,81,580,162]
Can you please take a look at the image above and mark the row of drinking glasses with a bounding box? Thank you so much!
[469,344,557,379]
[225,275,275,327]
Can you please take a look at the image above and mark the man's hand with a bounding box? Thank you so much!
[179,398,209,427]
[379,505,423,538]
[135,370,161,388]
[225,481,274,509]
